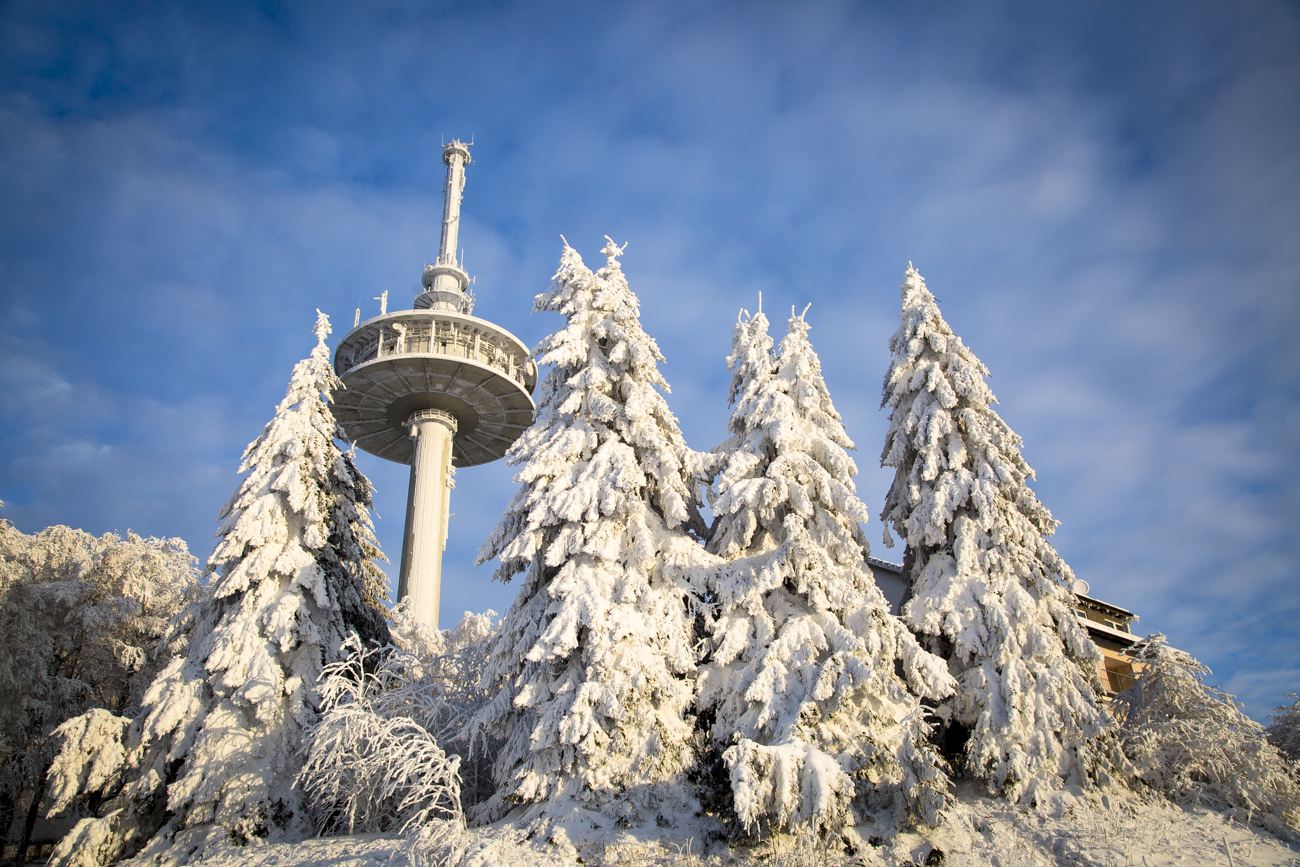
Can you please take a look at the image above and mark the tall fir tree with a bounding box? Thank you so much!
[46,311,390,866]
[472,239,711,823]
[879,266,1111,800]
[705,300,779,562]
[698,304,955,834]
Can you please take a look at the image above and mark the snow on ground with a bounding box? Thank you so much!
[185,832,401,866]
[896,783,1300,867]
[188,786,1300,867]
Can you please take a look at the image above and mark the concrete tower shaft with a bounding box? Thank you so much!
[398,409,457,621]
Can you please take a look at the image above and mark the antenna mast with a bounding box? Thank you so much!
[417,141,473,312]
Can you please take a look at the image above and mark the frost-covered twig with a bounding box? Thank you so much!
[299,636,464,836]
[1267,694,1300,768]
[1115,635,1300,838]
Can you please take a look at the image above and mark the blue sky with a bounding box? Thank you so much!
[1,1,1296,720]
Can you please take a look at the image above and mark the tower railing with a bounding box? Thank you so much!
[335,311,533,388]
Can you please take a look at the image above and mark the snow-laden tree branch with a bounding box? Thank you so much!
[1267,694,1300,768]
[0,519,199,860]
[299,607,498,865]
[1115,635,1299,837]
[299,635,464,836]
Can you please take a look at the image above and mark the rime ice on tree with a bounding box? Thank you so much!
[0,521,199,862]
[1115,635,1299,836]
[1267,693,1300,766]
[879,266,1111,800]
[471,239,711,821]
[46,313,390,865]
[700,303,954,833]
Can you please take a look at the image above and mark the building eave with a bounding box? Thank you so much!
[1076,593,1135,621]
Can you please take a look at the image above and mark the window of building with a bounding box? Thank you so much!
[1103,657,1136,694]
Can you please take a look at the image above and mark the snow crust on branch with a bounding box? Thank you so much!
[1267,693,1300,767]
[700,305,954,835]
[45,311,391,866]
[471,239,712,822]
[384,603,499,749]
[878,267,1113,800]
[299,607,497,864]
[1115,635,1299,837]
[299,635,464,836]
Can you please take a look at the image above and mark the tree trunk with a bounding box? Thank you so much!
[15,773,46,863]
[0,789,14,860]
[897,543,916,610]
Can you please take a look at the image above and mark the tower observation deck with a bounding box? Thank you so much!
[332,142,536,627]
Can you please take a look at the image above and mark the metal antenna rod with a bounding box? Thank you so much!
[418,141,473,309]
[438,143,470,268]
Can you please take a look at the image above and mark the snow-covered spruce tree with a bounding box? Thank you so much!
[878,266,1112,800]
[471,239,711,823]
[1115,636,1299,835]
[698,304,955,834]
[1268,694,1300,767]
[45,311,391,866]
[0,520,199,860]
[703,301,780,562]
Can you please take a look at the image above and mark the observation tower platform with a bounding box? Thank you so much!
[333,141,536,627]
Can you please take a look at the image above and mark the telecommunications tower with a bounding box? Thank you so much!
[332,141,536,627]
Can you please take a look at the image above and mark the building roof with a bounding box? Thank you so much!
[867,556,903,573]
[864,556,1145,651]
[1076,593,1136,621]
